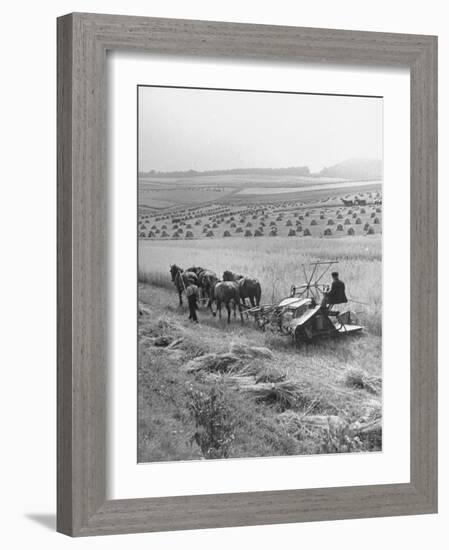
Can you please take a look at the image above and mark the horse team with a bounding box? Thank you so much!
[169,264,261,324]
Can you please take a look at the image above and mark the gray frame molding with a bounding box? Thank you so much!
[57,12,437,537]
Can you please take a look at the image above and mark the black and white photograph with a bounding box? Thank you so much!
[137,85,383,463]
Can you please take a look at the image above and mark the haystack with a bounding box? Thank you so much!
[344,218,351,225]
[254,229,263,237]
[327,218,334,225]
[336,224,343,231]
[345,368,381,394]
[185,230,194,238]
[223,230,231,237]
[303,228,311,236]
[373,217,380,224]
[364,223,370,231]
[206,230,214,237]
[241,380,303,409]
[184,353,240,374]
[286,219,293,226]
[324,228,332,236]
[347,227,355,235]
[366,226,375,235]
[229,342,273,360]
[244,230,252,237]
[287,229,296,236]
[355,217,362,224]
[235,227,243,233]
[310,219,317,226]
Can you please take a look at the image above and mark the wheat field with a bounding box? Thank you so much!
[139,234,382,334]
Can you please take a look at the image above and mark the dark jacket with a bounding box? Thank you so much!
[327,279,347,304]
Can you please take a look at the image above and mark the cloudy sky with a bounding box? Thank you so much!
[138,86,382,173]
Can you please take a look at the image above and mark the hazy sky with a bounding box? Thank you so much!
[138,86,382,173]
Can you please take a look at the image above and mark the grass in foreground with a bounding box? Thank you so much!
[138,283,382,463]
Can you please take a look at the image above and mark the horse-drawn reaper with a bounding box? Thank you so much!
[246,260,363,346]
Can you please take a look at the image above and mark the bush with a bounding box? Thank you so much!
[187,383,237,459]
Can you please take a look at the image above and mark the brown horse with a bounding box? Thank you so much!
[223,270,261,307]
[186,266,218,310]
[169,264,198,306]
[198,270,219,311]
[212,281,243,324]
[238,277,262,308]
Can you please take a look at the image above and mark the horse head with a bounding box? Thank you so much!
[169,264,182,282]
[222,270,234,281]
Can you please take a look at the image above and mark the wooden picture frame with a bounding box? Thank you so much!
[57,12,438,536]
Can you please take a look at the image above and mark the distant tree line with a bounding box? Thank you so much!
[139,166,311,178]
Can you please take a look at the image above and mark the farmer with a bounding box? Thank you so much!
[321,272,348,308]
[186,283,199,323]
